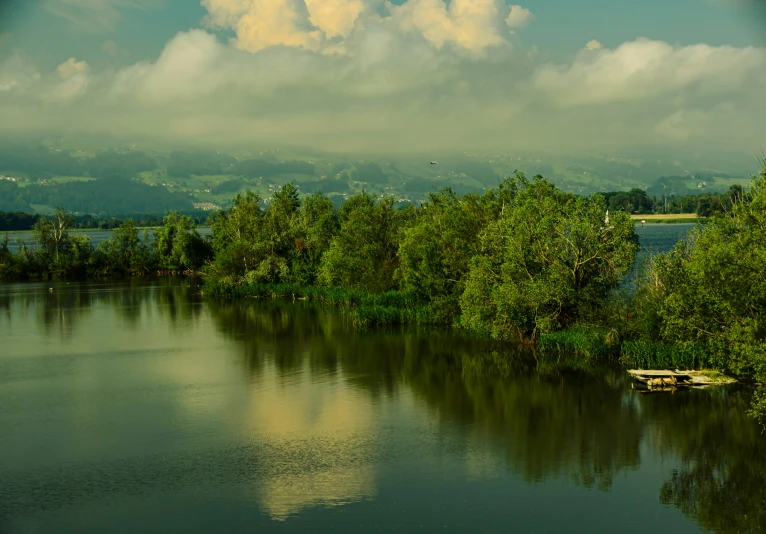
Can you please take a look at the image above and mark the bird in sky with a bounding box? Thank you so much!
[430,161,438,165]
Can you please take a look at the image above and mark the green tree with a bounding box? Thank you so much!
[33,208,75,265]
[206,191,264,279]
[396,187,497,319]
[97,220,153,275]
[290,191,338,285]
[318,191,406,293]
[250,182,301,283]
[634,164,766,392]
[460,174,638,341]
[153,212,210,271]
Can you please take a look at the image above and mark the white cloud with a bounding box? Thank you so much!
[202,0,324,53]
[506,5,534,29]
[0,15,764,156]
[0,54,41,93]
[584,39,602,50]
[57,57,89,78]
[304,0,366,39]
[533,38,766,106]
[654,103,738,142]
[201,0,519,56]
[387,0,511,54]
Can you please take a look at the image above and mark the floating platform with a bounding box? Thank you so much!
[628,369,735,391]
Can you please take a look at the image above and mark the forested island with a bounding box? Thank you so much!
[2,165,765,424]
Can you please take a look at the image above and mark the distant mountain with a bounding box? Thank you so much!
[0,141,756,215]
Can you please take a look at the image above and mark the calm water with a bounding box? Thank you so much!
[1,278,764,534]
[2,228,213,253]
[3,225,690,256]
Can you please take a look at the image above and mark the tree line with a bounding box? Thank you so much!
[2,166,765,423]
[0,210,210,232]
[601,185,746,216]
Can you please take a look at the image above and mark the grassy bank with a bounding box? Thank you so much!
[204,280,737,379]
[631,214,709,224]
[203,280,447,327]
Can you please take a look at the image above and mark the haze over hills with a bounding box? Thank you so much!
[0,0,764,215]
[0,136,759,216]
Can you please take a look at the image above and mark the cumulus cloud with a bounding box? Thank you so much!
[0,6,764,156]
[584,39,602,50]
[506,5,534,29]
[202,0,324,53]
[388,0,511,54]
[202,0,521,55]
[304,0,366,39]
[57,57,89,78]
[534,38,766,106]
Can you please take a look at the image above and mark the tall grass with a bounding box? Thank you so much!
[619,340,711,370]
[204,281,720,372]
[203,280,447,327]
[538,327,618,361]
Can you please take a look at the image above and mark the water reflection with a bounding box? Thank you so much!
[0,278,205,340]
[208,298,766,530]
[0,280,764,533]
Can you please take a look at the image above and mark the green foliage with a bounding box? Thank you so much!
[396,187,498,320]
[538,327,618,361]
[97,220,153,276]
[291,192,338,285]
[460,173,638,341]
[318,191,409,293]
[631,165,766,381]
[619,340,711,369]
[205,186,337,285]
[153,212,211,271]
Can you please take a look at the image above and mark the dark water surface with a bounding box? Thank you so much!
[2,224,764,533]
[1,278,765,534]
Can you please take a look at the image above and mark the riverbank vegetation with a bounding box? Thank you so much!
[0,210,211,279]
[0,209,209,231]
[2,165,765,423]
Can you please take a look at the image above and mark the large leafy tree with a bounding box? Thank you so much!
[396,187,499,318]
[153,212,210,270]
[97,220,152,275]
[206,191,265,279]
[460,174,638,341]
[291,191,338,285]
[318,192,407,293]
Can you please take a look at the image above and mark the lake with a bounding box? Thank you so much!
[3,224,690,256]
[2,228,214,253]
[1,277,764,534]
[2,223,764,533]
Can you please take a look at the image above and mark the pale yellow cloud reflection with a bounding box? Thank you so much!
[244,362,378,520]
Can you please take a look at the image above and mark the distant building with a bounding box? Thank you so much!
[193,202,221,211]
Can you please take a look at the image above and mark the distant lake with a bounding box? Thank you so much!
[3,224,694,257]
[2,227,213,252]
[1,277,763,533]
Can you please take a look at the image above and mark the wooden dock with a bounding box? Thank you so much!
[628,370,692,389]
[628,369,736,391]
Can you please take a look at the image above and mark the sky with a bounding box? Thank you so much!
[0,0,764,155]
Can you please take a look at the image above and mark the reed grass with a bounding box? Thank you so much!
[203,280,447,327]
[538,327,618,361]
[619,340,711,369]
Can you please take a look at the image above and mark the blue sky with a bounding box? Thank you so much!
[0,0,764,154]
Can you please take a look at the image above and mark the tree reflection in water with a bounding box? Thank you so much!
[207,298,766,532]
[2,281,763,532]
